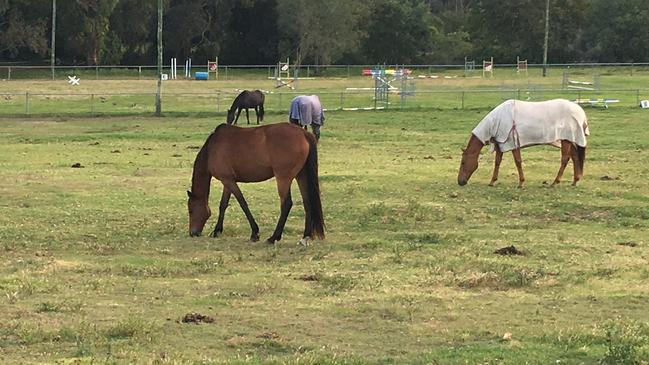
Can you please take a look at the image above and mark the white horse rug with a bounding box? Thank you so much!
[471,99,590,152]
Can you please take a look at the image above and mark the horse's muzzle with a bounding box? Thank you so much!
[458,179,467,186]
[189,230,202,237]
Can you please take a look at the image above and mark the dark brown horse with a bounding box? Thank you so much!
[226,90,265,125]
[457,99,589,188]
[187,123,325,245]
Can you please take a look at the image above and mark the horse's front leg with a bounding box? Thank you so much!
[222,180,259,242]
[234,108,243,125]
[254,106,260,124]
[211,187,231,237]
[489,149,503,186]
[552,140,572,186]
[245,108,250,124]
[512,149,525,188]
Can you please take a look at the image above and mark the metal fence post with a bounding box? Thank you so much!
[8,67,11,80]
[225,66,228,80]
[138,66,142,80]
[95,65,99,80]
[25,92,29,114]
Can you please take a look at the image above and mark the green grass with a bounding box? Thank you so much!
[2,67,649,117]
[1,75,649,364]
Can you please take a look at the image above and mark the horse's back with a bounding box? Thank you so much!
[209,124,310,182]
[515,99,589,148]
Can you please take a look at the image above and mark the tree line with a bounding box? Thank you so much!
[2,0,649,66]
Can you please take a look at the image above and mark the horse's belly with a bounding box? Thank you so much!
[235,166,274,183]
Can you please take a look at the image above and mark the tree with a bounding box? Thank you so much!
[109,0,158,64]
[276,0,367,68]
[221,0,279,64]
[0,0,49,61]
[56,0,119,65]
[583,0,649,62]
[360,0,436,64]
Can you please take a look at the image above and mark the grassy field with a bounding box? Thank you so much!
[1,75,649,364]
[2,67,649,117]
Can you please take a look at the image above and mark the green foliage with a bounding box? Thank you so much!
[3,0,649,64]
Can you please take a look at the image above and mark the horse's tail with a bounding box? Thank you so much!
[302,133,325,239]
[576,145,586,175]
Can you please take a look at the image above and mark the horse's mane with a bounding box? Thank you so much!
[191,125,227,195]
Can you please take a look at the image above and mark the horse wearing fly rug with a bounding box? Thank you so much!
[458,99,590,187]
[187,123,324,245]
[289,95,325,140]
[226,90,265,125]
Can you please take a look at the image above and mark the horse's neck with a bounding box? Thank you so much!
[468,134,484,154]
[191,144,212,200]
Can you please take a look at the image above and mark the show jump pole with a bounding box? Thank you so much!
[155,0,163,116]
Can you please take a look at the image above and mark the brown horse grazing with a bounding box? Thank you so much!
[187,123,325,245]
[458,99,590,188]
[226,90,265,125]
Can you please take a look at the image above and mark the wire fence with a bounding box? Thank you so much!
[3,63,649,80]
[1,88,647,117]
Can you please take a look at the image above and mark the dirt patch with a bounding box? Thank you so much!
[186,145,201,150]
[71,162,84,168]
[297,274,319,281]
[600,175,620,181]
[111,150,121,153]
[256,331,280,340]
[494,245,525,256]
[171,154,182,157]
[617,241,638,247]
[181,312,214,324]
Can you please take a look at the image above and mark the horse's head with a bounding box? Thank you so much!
[187,190,211,237]
[457,135,484,186]
[457,147,479,186]
[226,109,235,125]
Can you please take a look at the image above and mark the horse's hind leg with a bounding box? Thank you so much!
[296,170,313,242]
[267,177,293,244]
[489,149,503,186]
[222,180,260,242]
[211,187,231,238]
[570,143,582,186]
[512,149,525,188]
[254,106,260,124]
[552,141,572,186]
[245,108,250,124]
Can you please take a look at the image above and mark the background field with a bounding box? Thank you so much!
[2,66,649,117]
[1,73,649,364]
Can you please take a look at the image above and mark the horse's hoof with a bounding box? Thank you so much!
[266,236,280,244]
[298,237,311,246]
[250,233,260,242]
[488,182,496,187]
[211,230,222,238]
